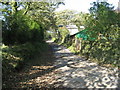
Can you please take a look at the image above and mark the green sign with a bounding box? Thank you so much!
[75,29,96,41]
[75,29,88,40]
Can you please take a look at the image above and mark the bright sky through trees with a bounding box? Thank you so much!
[56,0,119,13]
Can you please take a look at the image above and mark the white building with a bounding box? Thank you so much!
[66,25,85,35]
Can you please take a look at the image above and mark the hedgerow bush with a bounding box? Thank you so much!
[2,42,49,75]
[64,2,120,67]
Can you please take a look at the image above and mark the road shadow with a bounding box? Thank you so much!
[3,43,119,89]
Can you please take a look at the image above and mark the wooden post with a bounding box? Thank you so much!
[75,37,82,51]
[79,38,82,51]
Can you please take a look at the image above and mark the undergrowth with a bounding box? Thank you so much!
[66,39,120,68]
[2,42,49,75]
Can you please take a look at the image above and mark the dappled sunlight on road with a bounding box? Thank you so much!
[49,44,119,88]
[8,43,119,89]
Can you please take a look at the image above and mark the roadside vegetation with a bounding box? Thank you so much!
[1,0,120,88]
[52,2,120,68]
[1,1,63,88]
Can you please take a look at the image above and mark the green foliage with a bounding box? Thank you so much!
[63,1,120,67]
[58,27,69,38]
[71,12,87,27]
[2,42,49,75]
[58,27,69,44]
[55,10,76,25]
[2,0,63,78]
[80,2,120,67]
[2,11,44,45]
[2,1,63,45]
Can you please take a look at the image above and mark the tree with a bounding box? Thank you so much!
[71,12,89,29]
[89,2,117,36]
[55,10,76,25]
[80,1,120,66]
[1,1,64,45]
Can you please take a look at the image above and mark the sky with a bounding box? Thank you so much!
[55,0,119,13]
